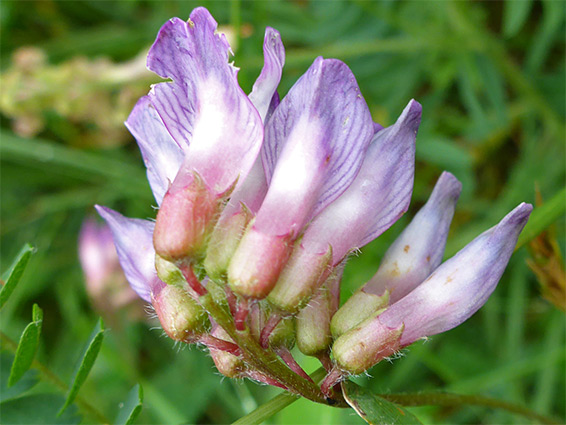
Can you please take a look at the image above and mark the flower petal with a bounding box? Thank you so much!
[364,171,462,303]
[257,57,374,236]
[125,96,184,205]
[95,205,163,302]
[299,99,421,264]
[248,27,285,121]
[379,202,533,346]
[147,8,263,193]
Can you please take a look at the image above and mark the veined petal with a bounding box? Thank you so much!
[364,171,462,303]
[299,100,421,264]
[147,8,263,193]
[95,205,163,302]
[257,57,374,236]
[379,202,533,346]
[248,27,285,121]
[125,96,184,205]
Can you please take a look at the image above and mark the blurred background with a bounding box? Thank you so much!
[1,1,564,424]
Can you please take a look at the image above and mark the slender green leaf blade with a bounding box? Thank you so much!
[8,304,43,387]
[342,380,422,425]
[503,0,534,37]
[115,384,144,425]
[0,244,35,309]
[59,318,105,415]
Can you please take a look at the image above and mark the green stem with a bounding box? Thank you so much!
[232,368,329,425]
[381,392,562,425]
[0,331,110,424]
[234,385,560,425]
[200,282,330,405]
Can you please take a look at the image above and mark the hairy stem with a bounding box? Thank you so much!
[201,281,329,404]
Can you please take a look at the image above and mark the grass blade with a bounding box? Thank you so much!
[59,318,105,416]
[0,244,35,309]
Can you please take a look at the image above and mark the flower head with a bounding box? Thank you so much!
[94,6,532,399]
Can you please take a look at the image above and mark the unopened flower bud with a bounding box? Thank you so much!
[332,311,403,375]
[296,266,342,356]
[268,316,296,349]
[330,290,389,338]
[209,325,245,378]
[152,284,209,342]
[296,287,332,356]
[204,207,252,281]
[153,172,223,263]
[227,224,293,299]
[155,254,185,286]
[267,244,332,313]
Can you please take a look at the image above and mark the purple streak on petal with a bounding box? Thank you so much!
[147,9,263,193]
[125,96,184,205]
[299,100,421,264]
[377,202,533,346]
[257,57,374,236]
[248,27,285,121]
[95,205,163,303]
[364,171,462,303]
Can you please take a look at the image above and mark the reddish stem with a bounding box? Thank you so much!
[276,347,314,383]
[260,314,283,348]
[321,366,345,398]
[200,334,242,356]
[179,265,207,296]
[315,351,334,372]
[224,285,237,318]
[246,370,288,390]
[234,297,249,331]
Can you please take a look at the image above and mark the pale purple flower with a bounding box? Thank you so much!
[331,190,533,374]
[267,99,422,311]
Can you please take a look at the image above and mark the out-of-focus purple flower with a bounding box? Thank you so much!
[331,183,533,374]
[78,218,143,318]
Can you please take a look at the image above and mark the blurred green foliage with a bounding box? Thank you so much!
[1,0,564,424]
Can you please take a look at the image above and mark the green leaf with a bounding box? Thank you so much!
[0,353,39,403]
[342,380,423,425]
[516,187,566,250]
[8,304,43,387]
[59,318,105,416]
[503,0,533,37]
[115,384,144,425]
[1,393,81,424]
[0,244,35,309]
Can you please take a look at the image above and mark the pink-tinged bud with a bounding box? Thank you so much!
[227,224,293,299]
[153,173,224,263]
[332,313,403,375]
[204,208,252,281]
[267,244,332,313]
[330,290,390,338]
[152,284,209,342]
[209,324,245,378]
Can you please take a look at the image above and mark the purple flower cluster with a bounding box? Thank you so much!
[96,7,532,395]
